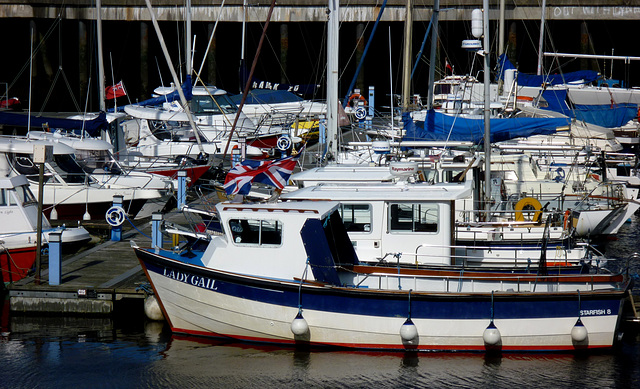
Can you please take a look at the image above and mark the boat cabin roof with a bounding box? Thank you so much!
[0,174,29,189]
[153,84,227,97]
[281,181,472,202]
[215,200,340,220]
[291,165,396,185]
[27,131,114,152]
[0,137,76,155]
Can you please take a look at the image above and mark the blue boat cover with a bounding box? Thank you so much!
[111,75,192,112]
[497,54,599,87]
[230,89,304,105]
[573,103,638,128]
[535,89,637,128]
[402,110,570,144]
[0,111,108,136]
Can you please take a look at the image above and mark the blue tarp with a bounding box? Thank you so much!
[573,103,638,128]
[230,89,304,105]
[497,54,599,87]
[533,89,637,128]
[0,111,108,137]
[111,75,192,112]
[402,110,570,144]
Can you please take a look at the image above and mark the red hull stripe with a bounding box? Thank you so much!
[171,327,609,352]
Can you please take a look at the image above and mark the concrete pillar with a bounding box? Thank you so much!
[580,22,597,71]
[507,22,517,67]
[48,232,62,286]
[78,20,89,106]
[280,24,288,85]
[355,23,365,91]
[140,22,149,100]
[207,23,217,86]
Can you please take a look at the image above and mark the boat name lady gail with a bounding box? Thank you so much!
[162,268,217,291]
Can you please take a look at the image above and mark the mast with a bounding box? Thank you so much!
[482,0,491,218]
[536,0,546,76]
[144,0,204,155]
[97,0,106,111]
[426,0,439,110]
[186,0,192,79]
[401,0,413,110]
[326,0,339,160]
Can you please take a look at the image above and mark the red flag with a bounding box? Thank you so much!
[105,81,127,100]
[445,58,453,74]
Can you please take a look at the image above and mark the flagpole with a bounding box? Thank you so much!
[97,0,106,112]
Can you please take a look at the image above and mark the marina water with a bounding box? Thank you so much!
[2,215,640,388]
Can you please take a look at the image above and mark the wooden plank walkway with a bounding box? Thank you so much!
[6,213,173,315]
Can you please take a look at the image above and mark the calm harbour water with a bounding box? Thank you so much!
[2,215,640,388]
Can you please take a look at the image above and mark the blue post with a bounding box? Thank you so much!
[368,85,375,118]
[152,213,163,250]
[48,231,62,286]
[110,195,124,242]
[319,114,327,158]
[177,170,187,210]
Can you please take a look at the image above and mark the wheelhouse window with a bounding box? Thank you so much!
[389,203,439,233]
[339,203,372,232]
[228,218,282,246]
[14,185,36,206]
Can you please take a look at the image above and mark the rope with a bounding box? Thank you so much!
[125,213,152,240]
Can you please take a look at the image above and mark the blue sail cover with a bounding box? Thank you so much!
[111,75,192,112]
[230,89,304,105]
[574,103,638,128]
[497,54,599,87]
[535,89,637,127]
[402,110,570,144]
[0,111,108,136]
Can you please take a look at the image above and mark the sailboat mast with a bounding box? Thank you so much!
[536,0,546,76]
[326,0,339,160]
[401,0,412,110]
[186,0,192,79]
[97,0,106,111]
[482,0,491,218]
[426,0,439,110]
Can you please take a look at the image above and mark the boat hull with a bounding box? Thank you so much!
[1,244,37,284]
[136,247,627,352]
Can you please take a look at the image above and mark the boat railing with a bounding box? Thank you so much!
[346,267,625,294]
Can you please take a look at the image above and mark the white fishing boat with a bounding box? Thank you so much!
[133,199,630,352]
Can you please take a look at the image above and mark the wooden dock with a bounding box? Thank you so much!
[6,215,167,315]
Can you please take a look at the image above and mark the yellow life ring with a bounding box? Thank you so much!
[514,197,543,222]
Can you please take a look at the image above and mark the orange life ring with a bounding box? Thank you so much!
[348,93,367,107]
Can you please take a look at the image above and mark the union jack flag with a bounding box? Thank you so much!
[223,152,301,195]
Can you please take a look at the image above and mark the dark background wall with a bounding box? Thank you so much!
[0,17,636,113]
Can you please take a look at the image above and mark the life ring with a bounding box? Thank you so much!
[514,197,543,222]
[348,93,367,108]
[105,206,126,227]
